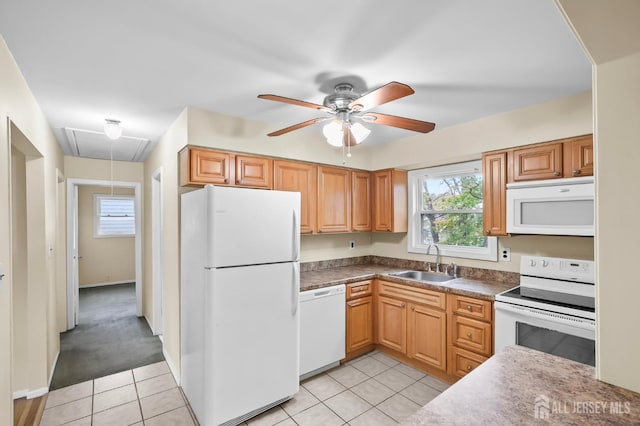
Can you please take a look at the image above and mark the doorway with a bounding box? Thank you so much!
[65,178,142,329]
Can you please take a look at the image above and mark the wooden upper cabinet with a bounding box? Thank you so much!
[180,147,233,186]
[563,134,593,177]
[482,151,507,236]
[373,169,407,232]
[273,160,317,234]
[317,166,351,233]
[512,142,563,181]
[235,154,272,189]
[352,171,372,232]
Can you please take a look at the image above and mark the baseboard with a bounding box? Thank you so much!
[80,280,134,288]
[27,387,48,399]
[49,350,60,388]
[163,347,180,386]
[13,390,28,400]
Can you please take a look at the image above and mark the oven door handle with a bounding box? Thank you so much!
[495,302,596,331]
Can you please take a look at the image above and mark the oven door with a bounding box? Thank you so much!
[495,301,596,366]
[506,177,594,236]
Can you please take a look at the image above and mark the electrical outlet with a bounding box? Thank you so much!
[501,247,511,262]
[349,240,355,249]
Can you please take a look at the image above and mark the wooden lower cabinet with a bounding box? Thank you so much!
[376,281,447,374]
[345,281,375,361]
[346,296,374,354]
[377,296,407,353]
[354,280,494,383]
[407,303,447,371]
[447,293,493,379]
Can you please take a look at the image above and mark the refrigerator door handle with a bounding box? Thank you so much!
[292,262,299,316]
[292,209,300,261]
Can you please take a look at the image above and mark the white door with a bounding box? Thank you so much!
[205,262,299,425]
[204,186,300,268]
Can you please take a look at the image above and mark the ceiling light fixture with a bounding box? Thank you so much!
[322,119,371,148]
[104,119,122,140]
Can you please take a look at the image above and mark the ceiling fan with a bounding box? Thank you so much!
[257,81,436,149]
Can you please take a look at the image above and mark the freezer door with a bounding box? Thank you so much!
[204,262,300,425]
[205,185,300,268]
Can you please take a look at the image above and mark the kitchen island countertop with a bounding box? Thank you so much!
[402,345,640,425]
[300,263,515,300]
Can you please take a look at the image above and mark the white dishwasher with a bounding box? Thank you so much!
[299,284,346,380]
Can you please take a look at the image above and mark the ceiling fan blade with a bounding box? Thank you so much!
[266,117,326,137]
[343,126,357,147]
[361,112,436,133]
[258,94,331,112]
[348,81,415,111]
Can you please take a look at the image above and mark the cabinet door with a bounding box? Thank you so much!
[317,166,351,233]
[346,296,374,353]
[182,147,232,186]
[512,142,563,181]
[377,296,407,353]
[407,304,446,371]
[564,135,593,177]
[373,169,407,233]
[482,152,507,236]
[352,171,372,231]
[235,154,273,189]
[273,160,317,234]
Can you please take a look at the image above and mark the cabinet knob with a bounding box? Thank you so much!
[401,303,406,308]
[466,305,472,311]
[387,228,391,232]
[224,178,229,183]
[237,179,240,184]
[485,229,491,235]
[466,332,472,338]
[553,171,561,177]
[573,169,581,176]
[466,365,472,371]
[410,306,415,311]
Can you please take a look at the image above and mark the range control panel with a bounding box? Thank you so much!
[520,256,594,283]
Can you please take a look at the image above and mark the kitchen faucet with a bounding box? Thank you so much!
[426,244,441,273]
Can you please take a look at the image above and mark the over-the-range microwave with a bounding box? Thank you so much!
[506,176,594,236]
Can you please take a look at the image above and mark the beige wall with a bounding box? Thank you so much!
[64,156,144,183]
[0,36,65,423]
[10,148,27,394]
[77,186,135,286]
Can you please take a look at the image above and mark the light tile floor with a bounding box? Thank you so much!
[40,361,196,425]
[39,351,450,425]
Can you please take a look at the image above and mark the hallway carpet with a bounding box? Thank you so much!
[50,283,164,390]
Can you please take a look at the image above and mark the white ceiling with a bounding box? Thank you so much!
[0,0,591,162]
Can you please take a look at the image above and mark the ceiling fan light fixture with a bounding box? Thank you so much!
[323,120,344,147]
[104,119,122,140]
[351,122,370,144]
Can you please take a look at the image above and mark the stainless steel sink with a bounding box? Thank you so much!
[390,270,455,283]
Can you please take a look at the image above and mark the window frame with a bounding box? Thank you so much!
[93,194,136,238]
[407,160,498,261]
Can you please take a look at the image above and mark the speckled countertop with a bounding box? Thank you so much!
[300,263,516,301]
[402,345,640,425]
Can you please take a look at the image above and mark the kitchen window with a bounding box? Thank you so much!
[94,195,135,237]
[407,160,497,261]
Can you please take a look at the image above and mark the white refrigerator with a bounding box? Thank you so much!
[180,185,300,426]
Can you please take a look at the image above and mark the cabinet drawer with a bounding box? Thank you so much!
[347,280,372,300]
[451,315,492,356]
[378,280,445,310]
[449,294,492,322]
[451,347,488,378]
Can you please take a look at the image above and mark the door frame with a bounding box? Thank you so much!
[151,167,163,336]
[66,178,142,329]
